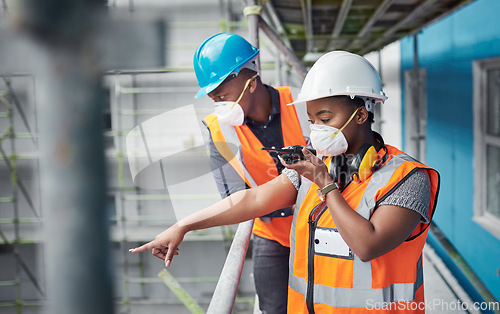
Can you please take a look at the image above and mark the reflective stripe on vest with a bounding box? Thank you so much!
[289,255,423,308]
[289,178,313,274]
[289,153,425,308]
[217,122,258,188]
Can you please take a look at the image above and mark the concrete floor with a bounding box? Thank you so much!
[423,244,480,314]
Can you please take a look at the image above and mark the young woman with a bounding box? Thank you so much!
[130,51,440,313]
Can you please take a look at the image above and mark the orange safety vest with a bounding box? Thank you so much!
[204,86,307,247]
[288,145,440,313]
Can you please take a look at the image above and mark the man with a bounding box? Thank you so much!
[131,50,440,313]
[193,32,309,313]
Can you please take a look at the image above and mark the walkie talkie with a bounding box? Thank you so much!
[261,145,316,164]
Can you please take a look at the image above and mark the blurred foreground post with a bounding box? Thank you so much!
[0,1,165,313]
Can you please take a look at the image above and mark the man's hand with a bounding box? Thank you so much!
[129,224,186,267]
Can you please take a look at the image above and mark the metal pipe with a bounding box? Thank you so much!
[158,269,204,314]
[412,34,421,160]
[358,0,395,38]
[206,219,254,314]
[427,224,500,312]
[328,0,353,50]
[5,87,22,314]
[247,0,260,70]
[37,42,113,314]
[12,1,114,313]
[299,0,313,53]
[262,0,292,49]
[258,16,308,78]
[359,0,439,55]
[345,0,395,52]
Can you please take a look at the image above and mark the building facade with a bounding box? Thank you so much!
[400,0,500,302]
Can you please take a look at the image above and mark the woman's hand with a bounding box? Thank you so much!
[129,223,186,267]
[280,147,333,189]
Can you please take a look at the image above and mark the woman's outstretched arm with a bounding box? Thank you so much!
[129,173,297,266]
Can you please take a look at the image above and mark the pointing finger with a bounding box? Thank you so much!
[129,241,156,253]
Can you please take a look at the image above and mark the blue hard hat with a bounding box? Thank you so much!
[193,33,259,98]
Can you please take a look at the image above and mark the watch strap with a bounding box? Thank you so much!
[321,182,338,195]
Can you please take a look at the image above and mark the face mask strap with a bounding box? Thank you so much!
[230,73,259,109]
[329,107,359,139]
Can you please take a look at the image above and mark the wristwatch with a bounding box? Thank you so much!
[317,182,339,201]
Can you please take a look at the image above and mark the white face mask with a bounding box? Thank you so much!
[213,74,257,126]
[214,102,245,126]
[310,108,359,156]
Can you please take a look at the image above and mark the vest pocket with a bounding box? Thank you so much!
[314,227,354,259]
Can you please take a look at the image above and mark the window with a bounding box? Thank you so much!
[473,57,500,238]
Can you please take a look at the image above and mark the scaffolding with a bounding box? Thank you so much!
[0,74,44,312]
[105,68,252,312]
[0,0,296,313]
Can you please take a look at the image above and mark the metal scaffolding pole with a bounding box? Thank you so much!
[205,1,262,312]
[38,44,113,314]
[258,16,308,79]
[405,33,424,161]
[18,2,113,313]
[244,0,307,79]
[0,1,165,313]
[206,220,254,314]
[412,34,422,161]
[246,0,261,68]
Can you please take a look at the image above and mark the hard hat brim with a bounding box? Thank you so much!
[194,71,233,99]
[287,93,388,106]
[194,48,259,99]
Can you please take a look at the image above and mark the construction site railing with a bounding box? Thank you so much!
[206,219,254,314]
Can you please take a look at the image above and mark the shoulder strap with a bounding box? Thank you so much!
[204,114,258,187]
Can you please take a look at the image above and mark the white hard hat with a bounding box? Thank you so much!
[289,51,387,112]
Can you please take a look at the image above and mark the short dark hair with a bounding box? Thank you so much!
[334,95,374,124]
[239,68,258,78]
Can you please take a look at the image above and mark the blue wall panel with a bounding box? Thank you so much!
[401,0,500,300]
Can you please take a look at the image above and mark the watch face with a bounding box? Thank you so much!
[316,189,325,201]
